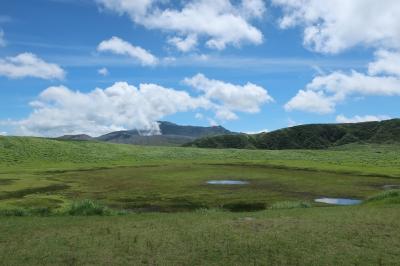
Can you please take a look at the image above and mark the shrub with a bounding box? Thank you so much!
[0,208,29,217]
[66,200,113,216]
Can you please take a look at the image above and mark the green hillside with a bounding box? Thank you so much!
[186,119,400,149]
[1,135,400,177]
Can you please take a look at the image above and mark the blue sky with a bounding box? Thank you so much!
[0,0,399,136]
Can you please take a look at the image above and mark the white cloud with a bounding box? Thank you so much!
[98,67,109,76]
[285,47,400,114]
[273,0,400,53]
[0,29,5,47]
[8,74,274,136]
[0,53,65,80]
[368,50,400,77]
[0,131,7,136]
[96,0,265,51]
[215,107,239,121]
[336,114,391,123]
[284,89,335,114]
[245,128,268,134]
[97,36,158,66]
[13,82,209,137]
[168,34,198,52]
[184,73,273,117]
[286,71,400,114]
[240,0,267,19]
[96,0,154,19]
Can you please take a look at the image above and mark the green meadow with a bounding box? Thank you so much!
[1,136,400,265]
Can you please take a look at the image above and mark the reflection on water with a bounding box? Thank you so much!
[314,198,362,205]
[207,180,249,185]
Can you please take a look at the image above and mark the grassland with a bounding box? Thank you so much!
[1,136,400,265]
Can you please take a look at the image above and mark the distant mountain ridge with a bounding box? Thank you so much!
[185,119,400,149]
[57,121,235,146]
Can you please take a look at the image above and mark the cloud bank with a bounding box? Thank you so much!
[8,74,272,137]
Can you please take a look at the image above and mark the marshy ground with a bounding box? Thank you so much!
[0,137,400,265]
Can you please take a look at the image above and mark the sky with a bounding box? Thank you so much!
[0,0,399,137]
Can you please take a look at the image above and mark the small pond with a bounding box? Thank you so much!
[207,180,249,185]
[314,198,362,205]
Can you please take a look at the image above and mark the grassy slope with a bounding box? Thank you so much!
[1,136,400,177]
[186,118,400,149]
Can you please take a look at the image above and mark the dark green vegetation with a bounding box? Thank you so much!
[59,121,235,146]
[186,118,400,149]
[1,136,400,264]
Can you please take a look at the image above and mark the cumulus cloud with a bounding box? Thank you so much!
[284,90,335,114]
[0,53,65,80]
[368,50,400,77]
[97,36,158,66]
[285,43,400,114]
[13,82,209,137]
[336,114,391,123]
[0,29,5,47]
[285,70,400,114]
[98,67,109,76]
[8,74,273,136]
[96,0,265,51]
[168,34,198,52]
[184,73,273,118]
[273,0,400,53]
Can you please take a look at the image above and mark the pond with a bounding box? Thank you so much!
[207,180,249,185]
[314,197,362,205]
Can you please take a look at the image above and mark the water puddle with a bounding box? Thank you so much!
[314,198,362,205]
[207,180,249,185]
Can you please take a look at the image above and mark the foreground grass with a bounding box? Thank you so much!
[0,205,399,265]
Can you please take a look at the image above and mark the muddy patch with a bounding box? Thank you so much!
[0,178,18,185]
[0,184,69,200]
[222,202,266,212]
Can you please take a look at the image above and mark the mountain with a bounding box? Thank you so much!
[185,119,400,149]
[57,134,93,141]
[58,121,235,146]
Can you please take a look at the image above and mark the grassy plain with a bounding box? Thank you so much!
[0,136,400,265]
